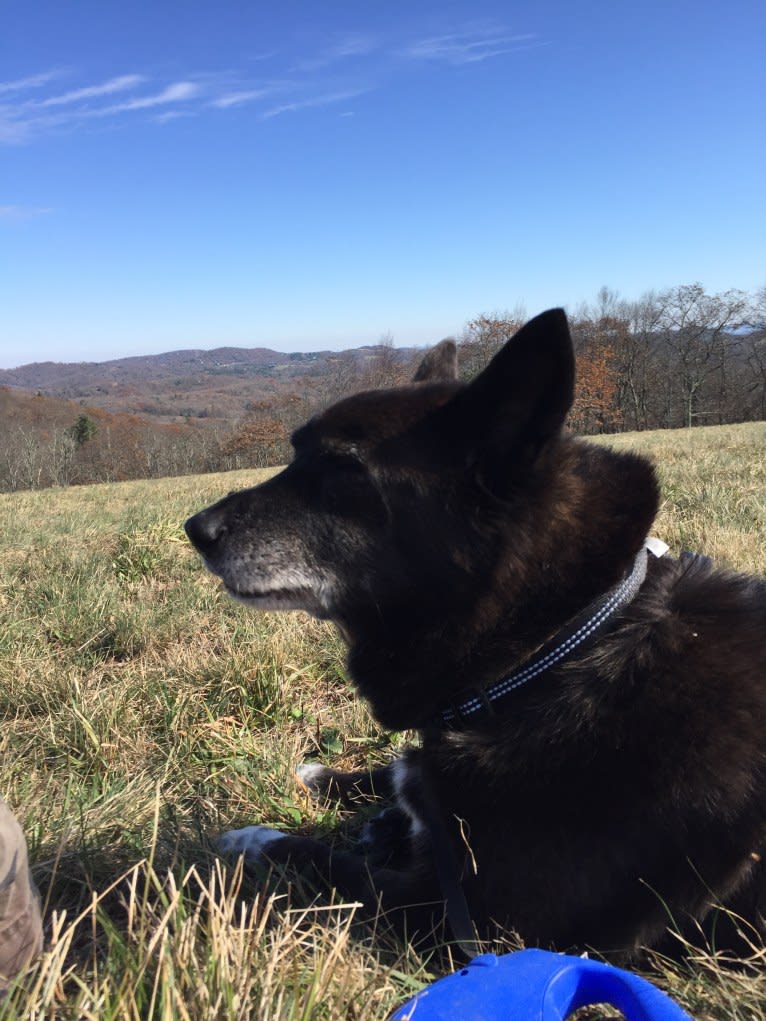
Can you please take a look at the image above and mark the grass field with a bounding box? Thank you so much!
[1,421,765,1019]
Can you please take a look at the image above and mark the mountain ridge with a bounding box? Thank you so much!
[0,343,419,422]
[0,345,336,387]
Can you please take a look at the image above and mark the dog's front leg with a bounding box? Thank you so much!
[219,826,443,938]
[295,761,397,804]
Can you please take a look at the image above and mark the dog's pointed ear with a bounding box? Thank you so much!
[450,308,575,494]
[413,339,458,383]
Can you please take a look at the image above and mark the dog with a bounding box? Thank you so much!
[185,309,766,960]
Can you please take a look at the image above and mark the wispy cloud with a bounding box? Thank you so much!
[0,77,203,141]
[154,110,195,125]
[211,87,277,110]
[402,28,537,65]
[291,33,377,73]
[261,88,367,120]
[92,81,200,115]
[0,118,32,145]
[0,204,52,221]
[0,22,533,145]
[40,74,145,108]
[0,70,65,94]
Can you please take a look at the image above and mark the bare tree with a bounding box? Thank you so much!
[742,286,766,420]
[654,284,749,427]
[48,431,77,487]
[613,293,664,430]
[318,332,413,408]
[458,308,525,380]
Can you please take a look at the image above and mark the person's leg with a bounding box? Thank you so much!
[0,798,42,991]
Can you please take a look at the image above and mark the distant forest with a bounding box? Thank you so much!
[1,282,764,493]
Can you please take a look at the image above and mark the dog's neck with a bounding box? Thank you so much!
[437,540,664,730]
[345,439,661,732]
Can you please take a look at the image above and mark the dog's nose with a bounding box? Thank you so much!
[184,508,227,556]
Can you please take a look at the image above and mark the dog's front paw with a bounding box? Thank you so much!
[295,762,334,798]
[218,825,286,864]
[356,807,412,868]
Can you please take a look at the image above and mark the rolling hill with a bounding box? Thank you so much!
[0,344,418,423]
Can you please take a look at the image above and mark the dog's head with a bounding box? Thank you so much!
[185,309,572,611]
[186,310,656,728]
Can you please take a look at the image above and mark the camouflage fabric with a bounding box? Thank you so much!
[0,798,42,991]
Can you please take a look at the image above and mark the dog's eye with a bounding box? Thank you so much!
[319,455,380,516]
[320,455,368,490]
[325,454,367,476]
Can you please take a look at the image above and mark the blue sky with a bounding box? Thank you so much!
[1,1,764,369]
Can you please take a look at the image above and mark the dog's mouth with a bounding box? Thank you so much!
[198,552,338,620]
[225,584,332,619]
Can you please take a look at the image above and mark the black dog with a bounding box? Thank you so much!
[185,309,766,960]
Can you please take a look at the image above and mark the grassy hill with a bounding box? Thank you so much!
[0,423,765,1017]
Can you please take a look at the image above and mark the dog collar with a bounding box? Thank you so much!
[438,541,664,729]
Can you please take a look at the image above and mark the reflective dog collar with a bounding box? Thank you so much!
[439,542,662,729]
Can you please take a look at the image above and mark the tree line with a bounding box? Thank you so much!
[1,282,764,493]
[460,284,765,434]
[570,283,766,433]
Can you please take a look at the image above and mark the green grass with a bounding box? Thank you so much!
[1,424,765,1018]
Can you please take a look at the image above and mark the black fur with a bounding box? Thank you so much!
[186,309,766,960]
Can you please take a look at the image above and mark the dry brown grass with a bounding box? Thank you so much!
[598,422,766,575]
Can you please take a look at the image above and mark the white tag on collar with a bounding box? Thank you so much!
[644,536,670,558]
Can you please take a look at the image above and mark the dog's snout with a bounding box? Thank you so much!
[185,508,227,556]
